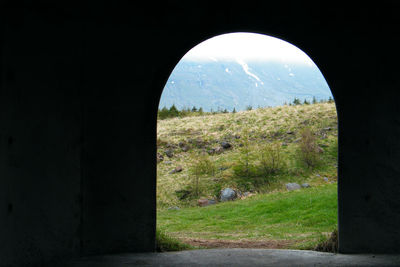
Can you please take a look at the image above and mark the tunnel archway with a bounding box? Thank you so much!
[156,32,338,250]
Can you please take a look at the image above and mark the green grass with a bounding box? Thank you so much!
[156,229,197,252]
[158,183,337,250]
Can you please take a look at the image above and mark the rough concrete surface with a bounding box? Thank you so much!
[2,2,400,266]
[65,249,400,267]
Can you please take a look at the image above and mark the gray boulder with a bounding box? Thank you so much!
[178,141,186,148]
[286,183,301,191]
[169,166,183,174]
[220,141,232,149]
[301,183,310,188]
[165,149,174,158]
[220,188,236,202]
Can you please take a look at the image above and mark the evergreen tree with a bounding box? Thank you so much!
[293,97,301,105]
[191,106,197,112]
[232,107,236,113]
[169,104,179,117]
[304,99,310,105]
[312,96,317,104]
[198,107,203,114]
[328,96,334,103]
[158,106,170,120]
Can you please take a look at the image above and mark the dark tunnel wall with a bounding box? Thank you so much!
[1,2,400,266]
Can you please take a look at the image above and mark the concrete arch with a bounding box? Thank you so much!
[1,2,400,266]
[155,28,340,241]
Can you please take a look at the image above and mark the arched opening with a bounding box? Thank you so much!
[156,32,338,251]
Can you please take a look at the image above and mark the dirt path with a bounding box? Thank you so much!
[180,238,296,249]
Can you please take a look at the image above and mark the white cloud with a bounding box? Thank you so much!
[183,32,314,65]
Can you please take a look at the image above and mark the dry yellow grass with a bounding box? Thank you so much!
[157,103,337,209]
[157,103,336,144]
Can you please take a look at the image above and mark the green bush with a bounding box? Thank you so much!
[297,127,320,168]
[315,229,338,253]
[191,153,216,176]
[259,141,285,176]
[233,129,257,179]
[232,161,258,179]
[233,130,287,191]
[190,153,216,197]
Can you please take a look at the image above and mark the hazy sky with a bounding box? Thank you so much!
[183,32,314,65]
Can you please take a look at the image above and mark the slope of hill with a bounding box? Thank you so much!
[157,102,338,208]
[157,102,338,250]
[159,59,332,111]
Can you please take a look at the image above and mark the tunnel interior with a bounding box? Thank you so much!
[1,2,400,266]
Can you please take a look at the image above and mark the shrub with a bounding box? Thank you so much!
[190,153,216,197]
[158,106,170,120]
[233,161,258,179]
[297,127,320,168]
[315,229,338,253]
[191,153,215,176]
[259,141,285,177]
[233,128,256,179]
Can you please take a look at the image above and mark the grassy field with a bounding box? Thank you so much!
[157,102,338,249]
[158,183,337,250]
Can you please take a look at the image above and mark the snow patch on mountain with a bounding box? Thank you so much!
[236,59,262,82]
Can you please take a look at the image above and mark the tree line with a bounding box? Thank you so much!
[158,96,334,120]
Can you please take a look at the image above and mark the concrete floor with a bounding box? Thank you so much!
[65,249,400,266]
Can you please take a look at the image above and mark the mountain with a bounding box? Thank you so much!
[159,59,332,112]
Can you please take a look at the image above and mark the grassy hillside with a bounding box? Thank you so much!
[156,102,338,250]
[157,102,337,209]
